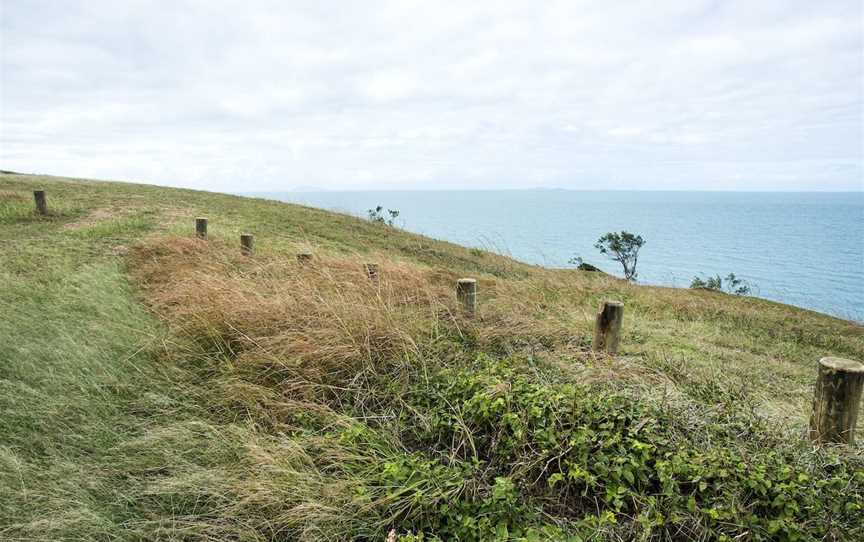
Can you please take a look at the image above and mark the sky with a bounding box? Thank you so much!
[1,0,862,192]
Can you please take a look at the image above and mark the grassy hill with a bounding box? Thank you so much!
[1,172,862,541]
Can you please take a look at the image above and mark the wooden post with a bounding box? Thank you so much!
[456,278,477,316]
[364,263,379,283]
[33,190,48,215]
[195,217,208,239]
[297,252,313,264]
[809,357,864,445]
[240,233,254,256]
[592,300,624,354]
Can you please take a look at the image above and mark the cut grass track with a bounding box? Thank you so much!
[1,172,862,541]
[1,262,164,536]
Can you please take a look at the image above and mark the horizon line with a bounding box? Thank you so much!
[3,171,861,194]
[247,187,864,194]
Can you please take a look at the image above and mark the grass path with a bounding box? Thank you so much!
[0,175,233,538]
[1,261,163,536]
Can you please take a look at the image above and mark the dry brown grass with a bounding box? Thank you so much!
[132,238,456,407]
[0,189,29,200]
[131,237,594,376]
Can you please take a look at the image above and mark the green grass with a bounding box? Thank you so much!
[1,262,159,536]
[0,172,862,541]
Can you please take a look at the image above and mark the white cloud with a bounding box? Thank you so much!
[0,0,861,191]
[357,70,419,102]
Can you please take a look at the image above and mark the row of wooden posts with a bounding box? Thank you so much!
[196,216,626,353]
[25,191,864,446]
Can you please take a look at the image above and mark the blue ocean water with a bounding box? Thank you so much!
[254,190,864,322]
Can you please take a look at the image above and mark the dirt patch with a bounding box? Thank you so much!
[60,204,196,234]
[61,207,129,230]
[154,206,197,231]
[0,189,29,200]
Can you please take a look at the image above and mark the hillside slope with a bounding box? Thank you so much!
[1,172,862,541]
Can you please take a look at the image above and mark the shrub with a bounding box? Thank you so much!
[569,256,602,272]
[368,205,400,226]
[395,355,863,541]
[691,273,752,295]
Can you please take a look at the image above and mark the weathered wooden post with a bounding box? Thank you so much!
[592,300,624,354]
[365,263,379,283]
[456,278,477,316]
[33,190,48,215]
[297,252,313,264]
[809,357,864,445]
[195,217,208,239]
[240,233,254,256]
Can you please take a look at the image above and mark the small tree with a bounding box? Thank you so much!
[594,231,644,281]
[367,205,400,227]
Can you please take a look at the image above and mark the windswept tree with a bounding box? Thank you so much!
[594,231,645,281]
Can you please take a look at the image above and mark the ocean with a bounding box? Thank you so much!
[252,190,864,323]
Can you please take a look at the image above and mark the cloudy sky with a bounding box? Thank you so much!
[1,0,861,191]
